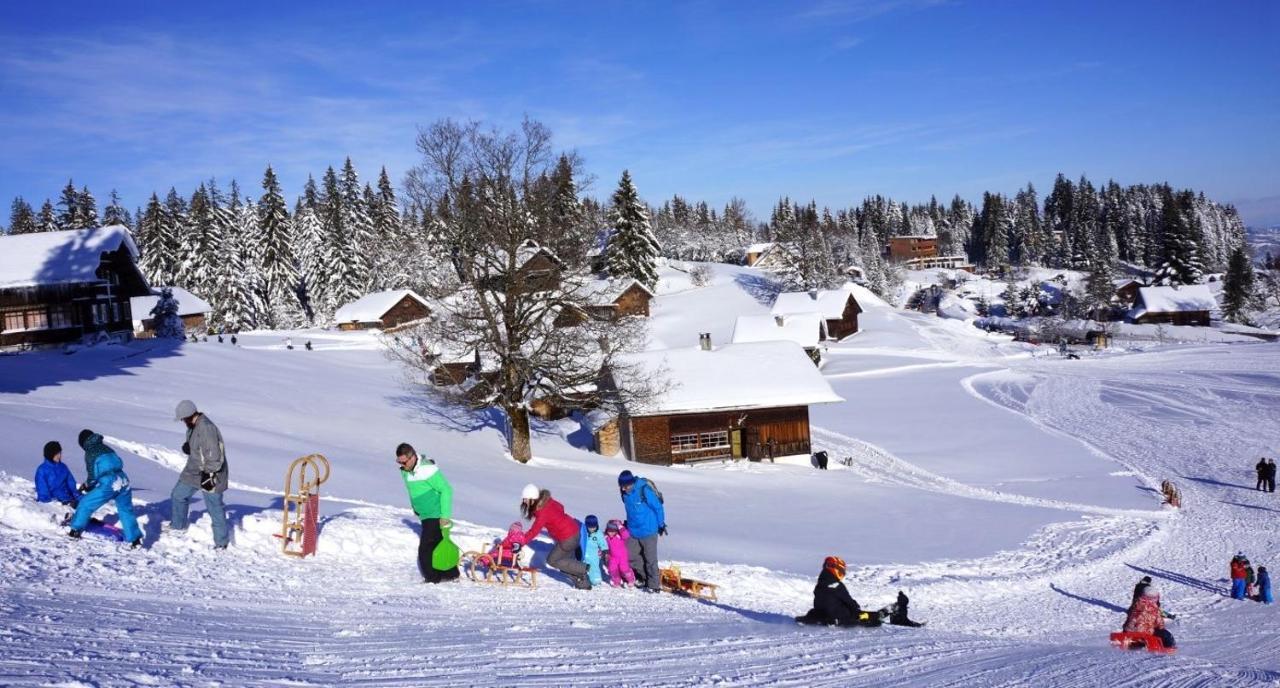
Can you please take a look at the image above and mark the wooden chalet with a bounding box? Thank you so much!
[1112,279,1142,308]
[731,312,828,365]
[771,288,864,340]
[887,235,938,262]
[555,278,654,326]
[613,337,843,465]
[751,243,798,271]
[0,226,151,348]
[743,242,775,266]
[132,286,212,337]
[479,240,564,294]
[334,289,432,331]
[1127,284,1215,327]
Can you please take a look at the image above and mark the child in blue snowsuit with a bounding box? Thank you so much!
[68,430,143,548]
[1259,566,1273,604]
[579,514,609,586]
[35,441,79,507]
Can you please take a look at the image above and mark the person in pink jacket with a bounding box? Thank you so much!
[521,484,591,589]
[605,519,637,587]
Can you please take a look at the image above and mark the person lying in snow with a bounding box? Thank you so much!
[604,519,637,588]
[579,514,608,587]
[798,556,863,626]
[35,441,79,509]
[1122,584,1175,649]
[68,430,143,549]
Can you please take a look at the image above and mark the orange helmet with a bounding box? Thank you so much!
[824,555,847,580]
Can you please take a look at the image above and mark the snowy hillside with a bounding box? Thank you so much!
[2,262,1279,686]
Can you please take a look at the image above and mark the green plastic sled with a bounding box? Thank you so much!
[432,523,461,571]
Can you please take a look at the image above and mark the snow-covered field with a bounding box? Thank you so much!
[2,263,1278,686]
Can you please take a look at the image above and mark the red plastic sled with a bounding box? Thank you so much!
[1110,631,1176,654]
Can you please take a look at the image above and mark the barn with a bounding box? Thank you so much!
[771,287,864,340]
[1127,284,1216,327]
[131,286,212,336]
[333,289,432,331]
[0,225,151,349]
[613,337,843,465]
[730,312,828,365]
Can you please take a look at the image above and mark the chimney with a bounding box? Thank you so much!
[774,315,786,327]
[699,333,712,351]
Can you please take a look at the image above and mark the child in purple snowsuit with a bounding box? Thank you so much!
[605,519,637,587]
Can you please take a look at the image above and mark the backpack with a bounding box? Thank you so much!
[639,478,664,505]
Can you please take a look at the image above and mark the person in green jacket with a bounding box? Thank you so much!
[396,442,459,583]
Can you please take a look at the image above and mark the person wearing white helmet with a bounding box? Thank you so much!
[167,399,230,549]
[520,483,592,589]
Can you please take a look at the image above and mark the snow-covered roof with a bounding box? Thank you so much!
[0,225,139,288]
[131,286,212,325]
[771,287,861,320]
[889,235,938,241]
[619,341,843,416]
[493,239,564,270]
[580,277,653,305]
[731,313,827,348]
[334,289,431,324]
[1134,284,1216,314]
[745,242,775,254]
[1112,278,1140,288]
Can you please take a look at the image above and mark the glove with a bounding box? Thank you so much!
[77,482,92,494]
[182,442,190,455]
[658,525,668,536]
[200,471,217,491]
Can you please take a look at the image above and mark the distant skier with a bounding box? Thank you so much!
[230,335,237,346]
[168,400,230,549]
[889,590,924,627]
[521,484,592,589]
[34,441,79,509]
[1122,585,1174,649]
[604,519,637,587]
[67,430,143,549]
[618,470,665,593]
[1230,553,1248,600]
[1258,566,1273,604]
[396,442,458,583]
[797,556,862,626]
[579,514,608,587]
[305,340,313,351]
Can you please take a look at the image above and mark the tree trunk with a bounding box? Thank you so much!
[508,404,532,463]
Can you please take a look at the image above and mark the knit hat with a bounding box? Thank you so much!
[77,429,94,449]
[43,441,61,461]
[1140,576,1152,584]
[585,514,599,530]
[618,470,637,487]
[174,399,198,421]
[521,483,540,501]
[1141,585,1160,598]
[605,519,622,533]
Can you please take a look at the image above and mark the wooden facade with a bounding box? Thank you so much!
[888,236,938,262]
[621,405,813,465]
[1132,309,1210,327]
[0,244,149,348]
[825,294,863,340]
[338,294,431,331]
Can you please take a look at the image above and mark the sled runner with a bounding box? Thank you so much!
[1110,631,1175,654]
[276,453,330,558]
[659,566,718,601]
[459,549,539,588]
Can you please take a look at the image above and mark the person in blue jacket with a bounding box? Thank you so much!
[68,430,143,549]
[1258,566,1273,604]
[619,470,666,593]
[579,514,608,586]
[35,441,79,508]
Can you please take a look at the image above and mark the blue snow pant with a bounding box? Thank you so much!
[171,480,229,547]
[1231,578,1246,600]
[69,476,142,543]
[584,551,604,586]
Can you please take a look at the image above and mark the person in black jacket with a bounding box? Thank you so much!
[1258,458,1268,491]
[889,590,924,627]
[800,556,861,625]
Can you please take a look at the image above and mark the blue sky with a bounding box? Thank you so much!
[2,1,1278,225]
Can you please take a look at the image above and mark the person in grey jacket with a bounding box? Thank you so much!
[167,399,230,549]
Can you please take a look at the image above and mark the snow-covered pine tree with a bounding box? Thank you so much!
[1221,244,1256,324]
[1154,189,1205,286]
[37,200,58,232]
[337,158,374,298]
[56,180,79,230]
[1000,281,1023,318]
[102,190,130,228]
[138,194,176,285]
[233,199,267,330]
[257,165,299,327]
[176,185,215,296]
[78,186,99,229]
[8,197,37,234]
[291,204,326,323]
[604,170,660,289]
[150,287,185,339]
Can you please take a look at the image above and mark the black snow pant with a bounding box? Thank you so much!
[1154,628,1175,648]
[1258,475,1267,491]
[548,534,590,587]
[418,518,459,583]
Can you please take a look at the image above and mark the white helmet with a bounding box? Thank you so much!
[521,483,540,501]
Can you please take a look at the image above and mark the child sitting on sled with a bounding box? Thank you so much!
[477,522,528,569]
[604,519,637,587]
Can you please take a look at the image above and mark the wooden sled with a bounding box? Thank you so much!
[460,550,538,588]
[659,565,718,601]
[1110,631,1176,654]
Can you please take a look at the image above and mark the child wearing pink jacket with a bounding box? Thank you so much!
[605,519,637,587]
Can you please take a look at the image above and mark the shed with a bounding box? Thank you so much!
[771,287,864,340]
[0,225,151,348]
[132,286,212,336]
[731,312,828,365]
[334,289,432,331]
[1127,284,1215,326]
[614,339,843,465]
[744,242,775,266]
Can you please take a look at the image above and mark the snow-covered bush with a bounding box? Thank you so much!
[150,287,185,339]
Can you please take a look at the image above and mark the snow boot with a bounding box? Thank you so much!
[67,528,82,540]
[130,537,144,550]
[574,575,593,590]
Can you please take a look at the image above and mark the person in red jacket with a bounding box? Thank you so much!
[1231,553,1248,600]
[1122,585,1174,649]
[521,484,592,589]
